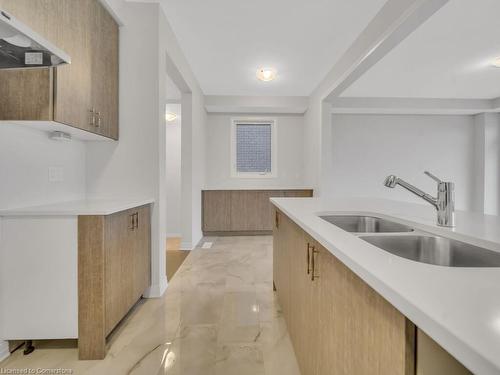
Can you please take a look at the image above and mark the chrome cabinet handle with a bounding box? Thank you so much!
[128,214,135,231]
[311,247,319,281]
[134,212,139,229]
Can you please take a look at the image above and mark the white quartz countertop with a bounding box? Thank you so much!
[270,197,500,375]
[0,198,154,216]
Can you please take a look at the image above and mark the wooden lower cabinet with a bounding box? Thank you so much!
[273,208,471,375]
[202,190,232,232]
[416,329,471,375]
[314,241,414,375]
[288,215,318,373]
[202,189,313,235]
[78,205,151,360]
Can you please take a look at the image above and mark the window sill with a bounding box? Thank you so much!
[231,173,277,179]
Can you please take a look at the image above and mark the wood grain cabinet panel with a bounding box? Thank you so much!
[416,329,471,375]
[273,208,415,375]
[202,189,312,234]
[229,190,269,231]
[288,218,319,375]
[202,191,232,232]
[104,209,135,335]
[78,205,151,360]
[134,206,151,298]
[272,209,290,321]
[0,0,119,139]
[53,0,93,132]
[315,242,414,375]
[90,0,119,138]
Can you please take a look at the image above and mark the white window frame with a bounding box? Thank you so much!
[230,117,278,178]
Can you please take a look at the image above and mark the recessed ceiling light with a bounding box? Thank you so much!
[491,57,500,68]
[165,112,177,122]
[256,68,277,82]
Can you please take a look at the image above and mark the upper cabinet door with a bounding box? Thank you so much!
[90,0,119,139]
[0,0,56,121]
[0,0,119,139]
[53,0,93,132]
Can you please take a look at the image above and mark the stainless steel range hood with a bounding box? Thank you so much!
[0,9,71,69]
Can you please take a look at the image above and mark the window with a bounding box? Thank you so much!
[231,118,277,178]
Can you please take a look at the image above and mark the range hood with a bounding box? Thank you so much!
[0,9,71,69]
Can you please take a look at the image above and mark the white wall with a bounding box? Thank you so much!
[205,114,306,189]
[473,113,500,215]
[180,92,207,250]
[89,0,207,279]
[326,114,476,210]
[166,117,182,236]
[0,124,86,209]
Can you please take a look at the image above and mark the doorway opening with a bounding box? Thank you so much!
[165,74,186,280]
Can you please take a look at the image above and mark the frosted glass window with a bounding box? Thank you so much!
[235,123,272,173]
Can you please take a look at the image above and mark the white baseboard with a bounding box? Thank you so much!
[180,241,193,250]
[143,275,168,298]
[0,341,9,363]
[180,234,203,251]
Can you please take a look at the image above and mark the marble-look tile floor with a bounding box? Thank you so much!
[0,236,301,375]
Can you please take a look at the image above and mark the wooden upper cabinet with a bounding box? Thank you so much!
[90,0,119,139]
[53,0,93,132]
[0,0,119,139]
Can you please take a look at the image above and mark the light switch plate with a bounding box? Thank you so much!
[48,166,64,182]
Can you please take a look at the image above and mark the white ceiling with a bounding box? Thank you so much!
[161,0,386,96]
[342,0,500,99]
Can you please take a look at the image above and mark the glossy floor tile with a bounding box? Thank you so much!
[0,236,301,375]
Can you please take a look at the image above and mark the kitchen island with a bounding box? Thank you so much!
[271,197,500,375]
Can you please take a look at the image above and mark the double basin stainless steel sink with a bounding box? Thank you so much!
[319,215,500,267]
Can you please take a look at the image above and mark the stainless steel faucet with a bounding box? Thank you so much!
[383,171,455,227]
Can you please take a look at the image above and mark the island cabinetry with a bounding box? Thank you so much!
[273,207,473,374]
[273,208,414,375]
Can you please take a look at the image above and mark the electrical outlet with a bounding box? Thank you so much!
[48,166,64,182]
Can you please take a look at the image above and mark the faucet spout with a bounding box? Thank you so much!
[383,172,455,227]
[385,176,438,208]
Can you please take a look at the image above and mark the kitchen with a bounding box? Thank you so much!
[0,0,500,374]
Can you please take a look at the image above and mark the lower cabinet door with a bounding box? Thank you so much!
[315,243,413,375]
[289,228,319,375]
[104,209,136,334]
[273,210,290,320]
